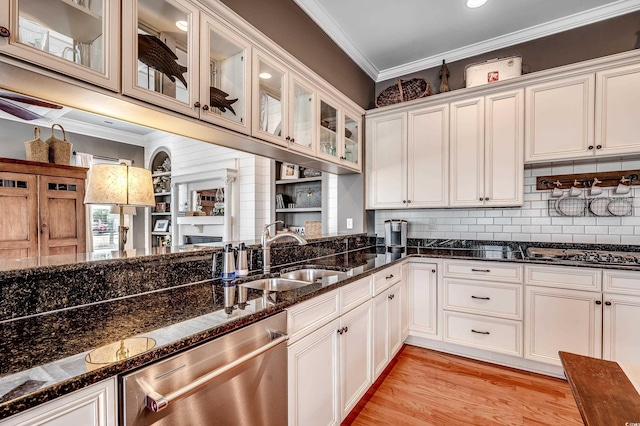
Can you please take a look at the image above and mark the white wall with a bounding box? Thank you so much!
[374,158,640,245]
[144,133,271,241]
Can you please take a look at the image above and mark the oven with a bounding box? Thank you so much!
[121,312,288,426]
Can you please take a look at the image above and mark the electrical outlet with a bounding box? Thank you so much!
[346,218,353,229]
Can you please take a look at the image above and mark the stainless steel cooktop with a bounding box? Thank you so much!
[526,247,640,265]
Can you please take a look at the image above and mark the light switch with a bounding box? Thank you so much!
[346,218,353,229]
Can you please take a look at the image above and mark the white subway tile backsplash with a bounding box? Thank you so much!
[476,233,494,239]
[596,234,621,244]
[574,234,597,244]
[621,235,640,245]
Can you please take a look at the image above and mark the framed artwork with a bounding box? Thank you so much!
[280,163,299,180]
[153,219,169,232]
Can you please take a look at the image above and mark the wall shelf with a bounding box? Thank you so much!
[275,176,321,185]
[276,207,321,213]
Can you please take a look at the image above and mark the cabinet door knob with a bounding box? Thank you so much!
[485,197,490,201]
[479,197,484,201]
[343,326,348,333]
[407,200,411,203]
[605,301,612,306]
[388,294,394,300]
[402,200,407,204]
[431,269,436,273]
[286,136,291,141]
[596,145,602,150]
[290,138,295,143]
[588,145,594,150]
[595,300,602,305]
[337,328,343,335]
[202,104,209,111]
[193,102,201,108]
[0,27,9,37]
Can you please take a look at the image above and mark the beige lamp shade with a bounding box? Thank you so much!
[85,164,155,207]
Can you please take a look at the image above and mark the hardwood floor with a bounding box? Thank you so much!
[343,345,583,426]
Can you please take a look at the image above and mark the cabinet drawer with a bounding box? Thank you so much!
[443,279,522,320]
[287,289,340,344]
[443,311,522,357]
[340,276,373,314]
[373,264,402,295]
[603,269,640,295]
[443,260,522,283]
[524,265,601,291]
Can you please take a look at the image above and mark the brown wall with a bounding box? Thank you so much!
[220,0,376,109]
[376,10,640,98]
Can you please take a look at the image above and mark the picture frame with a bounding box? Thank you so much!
[280,163,299,180]
[153,219,169,232]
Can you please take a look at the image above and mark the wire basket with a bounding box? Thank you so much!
[375,78,431,108]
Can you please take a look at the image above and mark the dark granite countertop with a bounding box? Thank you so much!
[4,238,640,419]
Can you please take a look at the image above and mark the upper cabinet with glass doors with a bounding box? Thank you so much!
[199,14,251,134]
[122,0,199,117]
[317,94,362,171]
[252,49,316,153]
[0,0,120,90]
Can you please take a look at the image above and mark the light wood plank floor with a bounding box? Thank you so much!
[343,345,583,426]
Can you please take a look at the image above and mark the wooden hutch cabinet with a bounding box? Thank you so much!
[0,158,87,259]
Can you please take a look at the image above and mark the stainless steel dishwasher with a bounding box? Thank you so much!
[121,312,288,426]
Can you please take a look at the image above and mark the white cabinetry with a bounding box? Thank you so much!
[595,63,640,156]
[0,0,120,91]
[0,378,116,426]
[525,74,595,162]
[524,265,602,366]
[316,95,363,171]
[287,277,372,426]
[602,269,640,364]
[442,260,524,356]
[371,263,403,378]
[449,89,524,207]
[406,261,439,339]
[366,104,449,209]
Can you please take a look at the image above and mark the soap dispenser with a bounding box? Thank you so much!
[236,243,248,277]
[221,244,236,314]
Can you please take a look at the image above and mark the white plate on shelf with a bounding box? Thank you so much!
[589,197,610,216]
[608,198,633,216]
[555,197,585,216]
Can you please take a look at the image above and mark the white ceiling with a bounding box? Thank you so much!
[294,0,640,82]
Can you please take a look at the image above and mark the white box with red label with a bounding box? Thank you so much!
[464,56,522,88]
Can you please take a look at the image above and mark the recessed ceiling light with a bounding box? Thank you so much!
[175,20,188,32]
[259,72,272,79]
[466,0,488,8]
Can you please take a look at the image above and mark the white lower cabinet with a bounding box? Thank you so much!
[443,311,523,356]
[339,301,373,419]
[372,281,403,379]
[0,378,116,426]
[602,269,640,363]
[287,277,372,426]
[406,261,439,339]
[524,285,602,366]
[288,318,341,426]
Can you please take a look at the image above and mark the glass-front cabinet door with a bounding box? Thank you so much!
[199,13,251,134]
[122,0,199,117]
[0,0,119,90]
[288,75,315,155]
[252,49,288,146]
[343,110,362,170]
[317,96,340,162]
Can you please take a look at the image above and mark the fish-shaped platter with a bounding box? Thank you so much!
[138,34,188,88]
[209,87,238,115]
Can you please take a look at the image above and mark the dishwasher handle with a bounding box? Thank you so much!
[145,331,288,413]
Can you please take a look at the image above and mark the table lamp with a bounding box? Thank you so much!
[84,164,155,252]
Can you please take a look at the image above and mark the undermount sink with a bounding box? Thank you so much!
[239,278,312,292]
[279,268,346,282]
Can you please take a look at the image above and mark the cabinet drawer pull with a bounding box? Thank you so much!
[471,329,490,335]
[385,274,394,280]
[471,268,490,273]
[471,295,490,300]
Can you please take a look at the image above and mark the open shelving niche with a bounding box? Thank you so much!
[149,150,172,249]
[273,160,327,235]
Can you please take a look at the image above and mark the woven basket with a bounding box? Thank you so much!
[46,124,73,165]
[375,78,431,108]
[304,220,322,239]
[25,127,49,163]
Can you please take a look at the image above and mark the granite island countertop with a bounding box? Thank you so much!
[5,239,640,419]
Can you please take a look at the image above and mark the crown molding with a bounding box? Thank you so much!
[296,0,640,83]
[292,0,379,80]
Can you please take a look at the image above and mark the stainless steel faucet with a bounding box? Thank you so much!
[261,221,307,273]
